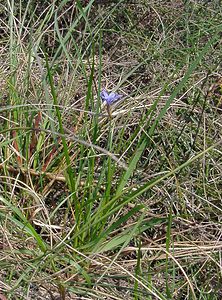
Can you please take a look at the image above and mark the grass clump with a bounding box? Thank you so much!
[0,0,222,299]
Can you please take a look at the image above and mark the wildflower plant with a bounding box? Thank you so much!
[0,1,221,299]
[100,89,123,105]
[100,89,123,118]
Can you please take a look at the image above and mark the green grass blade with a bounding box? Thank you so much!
[0,196,47,252]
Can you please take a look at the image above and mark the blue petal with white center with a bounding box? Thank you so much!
[100,89,122,105]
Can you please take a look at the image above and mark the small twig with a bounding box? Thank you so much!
[0,164,66,182]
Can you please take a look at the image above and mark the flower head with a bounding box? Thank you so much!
[100,89,122,105]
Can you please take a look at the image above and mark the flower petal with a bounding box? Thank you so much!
[100,89,109,101]
[107,92,122,104]
[100,89,123,105]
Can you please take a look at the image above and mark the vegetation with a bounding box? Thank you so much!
[0,0,221,299]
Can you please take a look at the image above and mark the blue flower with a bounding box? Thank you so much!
[100,89,122,105]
